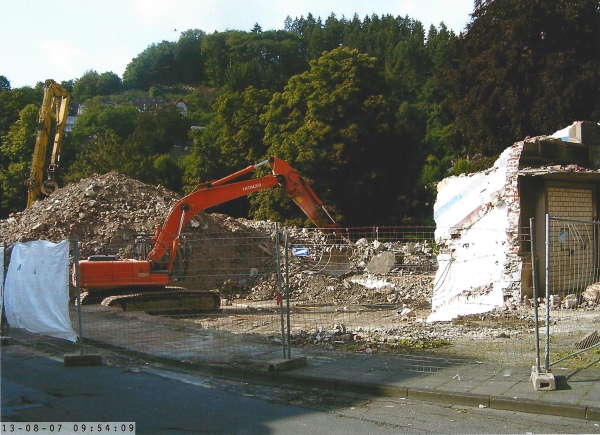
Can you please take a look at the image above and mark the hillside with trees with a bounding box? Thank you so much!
[2,0,600,225]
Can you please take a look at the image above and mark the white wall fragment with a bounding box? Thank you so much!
[428,147,515,322]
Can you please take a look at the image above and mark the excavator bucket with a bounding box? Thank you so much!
[313,247,352,276]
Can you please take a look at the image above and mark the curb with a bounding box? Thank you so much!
[8,335,600,422]
[489,396,587,419]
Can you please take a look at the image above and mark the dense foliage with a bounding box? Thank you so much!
[2,1,600,225]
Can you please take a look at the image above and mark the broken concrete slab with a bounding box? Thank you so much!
[365,251,395,274]
[268,356,307,372]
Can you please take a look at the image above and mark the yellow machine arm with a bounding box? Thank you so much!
[27,79,71,208]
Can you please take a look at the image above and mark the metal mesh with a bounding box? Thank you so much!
[3,223,596,377]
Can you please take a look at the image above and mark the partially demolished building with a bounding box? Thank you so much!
[429,121,600,322]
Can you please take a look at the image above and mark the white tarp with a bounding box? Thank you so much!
[1,246,4,316]
[4,240,77,342]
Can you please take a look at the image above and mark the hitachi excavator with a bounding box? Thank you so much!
[27,79,71,207]
[76,156,341,313]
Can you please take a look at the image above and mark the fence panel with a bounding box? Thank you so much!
[548,217,600,298]
[540,217,600,371]
[69,226,289,364]
[282,227,538,374]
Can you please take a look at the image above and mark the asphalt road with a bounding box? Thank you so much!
[2,344,599,434]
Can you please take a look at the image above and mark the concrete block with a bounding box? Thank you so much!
[63,354,102,366]
[268,356,307,372]
[273,373,336,390]
[586,406,600,421]
[335,380,382,395]
[531,367,556,391]
[408,388,490,408]
[490,396,586,418]
[198,363,222,375]
[336,380,408,398]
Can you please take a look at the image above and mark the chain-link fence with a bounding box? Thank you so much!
[532,216,600,374]
[2,223,598,377]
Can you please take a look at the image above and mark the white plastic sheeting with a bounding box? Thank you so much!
[4,240,77,342]
[1,246,4,317]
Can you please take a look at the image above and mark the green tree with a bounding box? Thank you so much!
[64,132,151,183]
[72,70,122,101]
[257,47,401,226]
[444,0,600,156]
[153,154,183,192]
[210,86,271,167]
[0,86,39,142]
[183,87,271,216]
[0,76,10,91]
[68,103,139,146]
[174,29,207,85]
[128,104,189,155]
[0,104,39,214]
[123,41,177,89]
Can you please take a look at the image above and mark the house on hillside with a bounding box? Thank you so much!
[65,103,84,134]
[131,97,189,116]
[131,96,167,111]
[429,121,600,322]
[174,99,188,116]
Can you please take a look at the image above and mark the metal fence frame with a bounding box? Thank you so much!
[531,215,600,373]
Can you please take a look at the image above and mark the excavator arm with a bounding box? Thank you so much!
[78,157,340,292]
[27,79,70,207]
[147,156,339,272]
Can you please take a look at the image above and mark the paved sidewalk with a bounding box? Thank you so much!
[2,327,600,422]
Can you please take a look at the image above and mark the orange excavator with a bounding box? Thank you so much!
[76,157,340,313]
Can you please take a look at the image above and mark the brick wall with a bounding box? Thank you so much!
[547,186,595,294]
[547,187,593,220]
[504,143,524,300]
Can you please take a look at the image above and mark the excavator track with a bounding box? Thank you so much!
[101,287,220,314]
[93,287,220,315]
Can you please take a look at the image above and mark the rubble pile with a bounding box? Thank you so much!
[1,172,181,256]
[247,237,435,306]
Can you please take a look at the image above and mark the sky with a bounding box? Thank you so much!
[0,0,474,89]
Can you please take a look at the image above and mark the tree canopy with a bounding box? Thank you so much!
[3,3,600,225]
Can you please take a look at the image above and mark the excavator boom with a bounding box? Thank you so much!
[27,79,70,207]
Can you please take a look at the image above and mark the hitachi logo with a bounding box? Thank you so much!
[243,183,262,191]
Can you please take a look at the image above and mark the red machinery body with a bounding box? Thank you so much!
[77,157,339,293]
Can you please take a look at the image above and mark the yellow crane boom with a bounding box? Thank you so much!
[27,79,71,207]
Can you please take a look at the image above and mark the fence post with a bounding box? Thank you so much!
[530,218,541,374]
[73,236,84,356]
[275,223,287,359]
[545,214,551,372]
[285,229,291,359]
[1,243,6,337]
